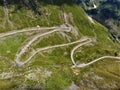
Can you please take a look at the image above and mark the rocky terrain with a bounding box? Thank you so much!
[0,0,120,90]
[78,0,120,43]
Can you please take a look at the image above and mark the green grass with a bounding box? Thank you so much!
[0,34,27,60]
[45,67,72,90]
[0,5,63,33]
[0,2,120,90]
[0,80,16,90]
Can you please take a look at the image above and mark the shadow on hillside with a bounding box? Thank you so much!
[0,0,42,15]
[39,0,75,5]
[0,0,75,15]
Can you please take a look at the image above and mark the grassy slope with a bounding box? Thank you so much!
[0,2,120,90]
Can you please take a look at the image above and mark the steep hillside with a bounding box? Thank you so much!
[0,0,120,90]
[78,0,120,42]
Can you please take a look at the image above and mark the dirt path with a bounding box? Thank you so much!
[16,37,90,66]
[15,26,72,66]
[71,38,92,66]
[75,56,120,68]
[0,24,119,68]
[0,26,57,38]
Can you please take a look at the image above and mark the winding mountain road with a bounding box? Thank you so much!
[0,26,57,38]
[0,24,120,68]
[15,26,72,66]
[71,38,92,66]
[75,56,120,68]
[16,37,90,66]
[71,38,120,68]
